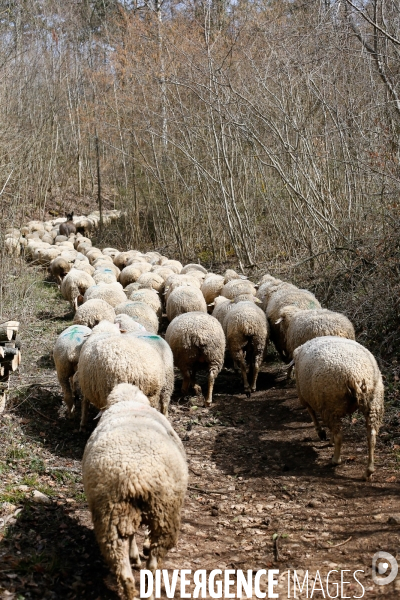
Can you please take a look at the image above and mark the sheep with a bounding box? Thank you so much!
[83,282,127,308]
[211,295,232,326]
[93,258,120,278]
[86,248,104,264]
[74,262,95,277]
[113,250,136,270]
[103,247,120,260]
[4,236,21,256]
[59,212,76,237]
[162,259,183,273]
[73,299,116,328]
[119,263,152,287]
[126,330,174,416]
[82,383,188,600]
[274,306,355,373]
[136,271,165,293]
[127,289,162,319]
[114,314,147,333]
[256,279,285,311]
[221,279,256,300]
[266,286,321,360]
[201,274,225,304]
[123,282,141,296]
[223,301,269,396]
[293,336,384,480]
[151,266,175,281]
[73,235,92,250]
[183,269,207,285]
[61,269,96,310]
[126,254,148,266]
[115,300,159,333]
[93,268,118,285]
[165,311,225,406]
[181,263,207,274]
[53,324,92,417]
[77,330,170,420]
[223,269,247,283]
[50,256,73,285]
[144,251,163,264]
[164,274,201,301]
[166,285,207,322]
[257,274,280,286]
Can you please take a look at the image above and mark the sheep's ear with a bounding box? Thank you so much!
[208,302,215,307]
[239,275,247,280]
[275,317,283,324]
[254,298,262,304]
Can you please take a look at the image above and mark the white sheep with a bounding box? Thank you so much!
[164,274,201,301]
[221,279,256,300]
[181,263,207,274]
[61,269,96,310]
[166,285,207,321]
[50,256,73,286]
[266,286,321,360]
[136,271,165,293]
[53,324,92,416]
[115,300,159,333]
[275,306,355,372]
[82,383,188,600]
[73,299,116,328]
[93,268,118,285]
[126,288,162,319]
[83,282,127,308]
[201,274,225,305]
[113,250,136,269]
[77,330,170,421]
[165,311,225,406]
[293,336,384,480]
[223,301,269,396]
[119,263,152,287]
[162,259,183,273]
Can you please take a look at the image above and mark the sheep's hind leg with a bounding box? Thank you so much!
[205,369,216,407]
[250,353,263,393]
[145,548,159,600]
[305,403,326,441]
[180,370,191,396]
[331,427,343,466]
[190,369,202,396]
[365,422,377,481]
[129,535,141,567]
[79,396,89,431]
[113,537,137,600]
[60,378,75,417]
[233,349,251,397]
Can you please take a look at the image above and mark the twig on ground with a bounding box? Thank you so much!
[25,400,57,423]
[274,533,281,561]
[188,486,226,495]
[189,466,202,477]
[321,536,352,549]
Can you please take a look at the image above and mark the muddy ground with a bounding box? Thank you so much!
[1,275,400,599]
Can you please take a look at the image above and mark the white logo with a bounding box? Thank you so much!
[372,551,398,585]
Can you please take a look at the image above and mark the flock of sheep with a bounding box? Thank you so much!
[4,212,385,599]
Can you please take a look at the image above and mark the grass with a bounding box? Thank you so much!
[0,486,26,504]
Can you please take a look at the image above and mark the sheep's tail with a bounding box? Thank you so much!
[346,377,368,411]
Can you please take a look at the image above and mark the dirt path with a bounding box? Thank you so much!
[1,277,400,599]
